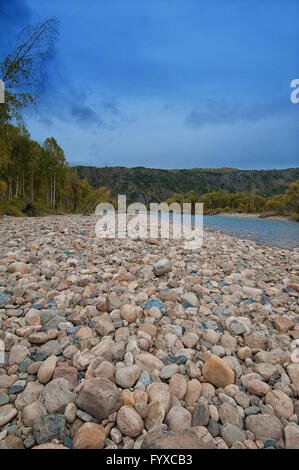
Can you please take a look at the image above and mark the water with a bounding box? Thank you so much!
[158,212,299,249]
[202,215,299,249]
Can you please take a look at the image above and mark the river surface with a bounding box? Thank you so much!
[158,213,299,248]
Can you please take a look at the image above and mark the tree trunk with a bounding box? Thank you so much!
[15,176,19,198]
[31,171,34,201]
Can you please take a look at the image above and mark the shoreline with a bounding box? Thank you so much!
[209,212,296,222]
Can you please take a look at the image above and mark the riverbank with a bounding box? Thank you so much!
[0,214,299,450]
[210,212,297,222]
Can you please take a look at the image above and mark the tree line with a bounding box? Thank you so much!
[0,18,110,216]
[166,182,299,219]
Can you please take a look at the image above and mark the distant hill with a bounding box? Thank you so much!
[74,166,299,204]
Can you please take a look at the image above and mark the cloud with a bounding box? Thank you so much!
[70,103,104,127]
[185,97,293,129]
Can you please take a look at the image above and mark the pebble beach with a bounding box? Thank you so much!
[0,214,299,449]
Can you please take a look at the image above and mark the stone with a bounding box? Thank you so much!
[22,400,47,427]
[265,390,294,419]
[73,422,106,449]
[202,354,235,388]
[221,423,246,447]
[115,365,140,388]
[192,404,209,427]
[245,379,270,396]
[165,405,192,431]
[218,402,242,428]
[185,379,201,403]
[122,389,135,406]
[147,383,171,413]
[0,404,17,427]
[169,374,187,399]
[245,414,283,441]
[41,378,75,414]
[120,304,137,323]
[287,364,299,394]
[52,366,78,387]
[145,401,165,430]
[284,425,299,449]
[32,414,66,444]
[8,345,29,366]
[273,316,294,332]
[134,353,164,371]
[7,261,29,274]
[95,313,115,336]
[116,405,144,437]
[159,364,180,379]
[37,355,58,384]
[141,429,212,449]
[153,258,171,276]
[25,309,41,326]
[75,377,122,422]
[2,435,24,449]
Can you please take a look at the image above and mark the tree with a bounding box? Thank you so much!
[0,18,59,123]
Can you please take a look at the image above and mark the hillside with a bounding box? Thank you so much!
[74,166,299,204]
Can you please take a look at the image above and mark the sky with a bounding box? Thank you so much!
[0,0,298,169]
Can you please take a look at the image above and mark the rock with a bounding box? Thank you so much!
[153,258,171,276]
[185,379,201,403]
[41,378,75,414]
[37,355,58,384]
[52,365,78,387]
[218,402,242,428]
[147,383,171,413]
[23,400,47,427]
[116,405,144,437]
[95,313,115,336]
[159,364,180,379]
[73,422,106,449]
[9,344,29,366]
[145,401,165,430]
[32,443,69,449]
[221,423,246,447]
[7,262,29,274]
[254,363,279,381]
[165,405,192,431]
[2,435,25,449]
[32,414,66,444]
[192,404,209,427]
[0,404,17,426]
[246,414,283,441]
[169,374,187,399]
[202,354,235,388]
[284,425,299,449]
[75,377,122,421]
[181,293,199,307]
[141,429,212,449]
[120,304,137,323]
[265,390,294,419]
[25,309,41,326]
[135,353,164,371]
[272,316,294,333]
[115,365,140,388]
[122,389,135,406]
[245,379,270,396]
[64,403,77,423]
[287,364,299,394]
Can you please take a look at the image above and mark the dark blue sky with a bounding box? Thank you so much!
[1,0,298,169]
